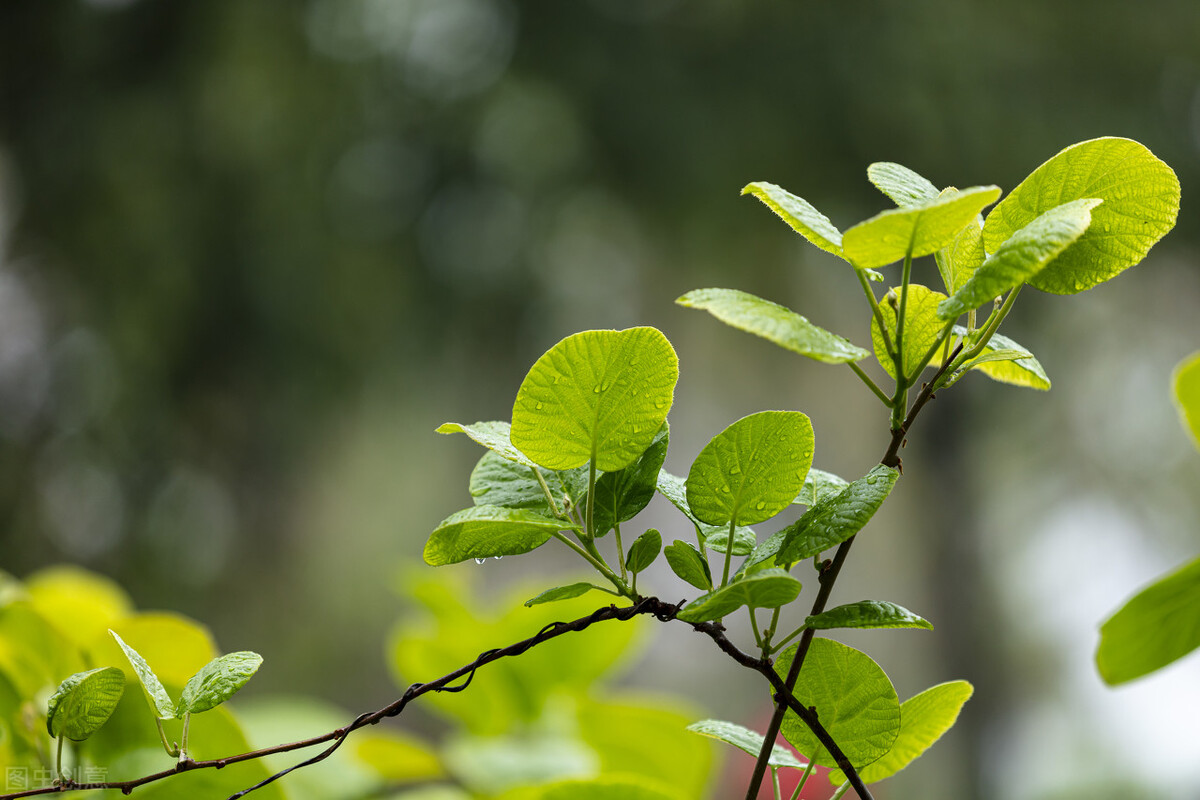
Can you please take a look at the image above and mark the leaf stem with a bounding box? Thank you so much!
[856,269,895,360]
[585,459,597,538]
[893,247,915,380]
[721,518,735,587]
[768,623,807,655]
[552,532,627,595]
[55,736,64,784]
[792,749,819,800]
[532,468,563,519]
[772,767,783,800]
[847,362,891,407]
[906,319,956,384]
[950,285,1022,373]
[749,607,765,652]
[155,718,180,757]
[614,523,628,582]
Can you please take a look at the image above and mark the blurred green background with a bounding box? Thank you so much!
[1,1,1199,798]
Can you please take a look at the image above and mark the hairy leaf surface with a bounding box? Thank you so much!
[523,583,605,608]
[677,569,802,623]
[778,465,898,563]
[424,506,570,566]
[741,182,844,257]
[935,213,986,293]
[842,186,1000,268]
[867,162,939,208]
[686,719,807,769]
[794,468,850,507]
[469,451,587,516]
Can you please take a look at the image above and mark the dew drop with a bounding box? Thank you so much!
[865,477,877,485]
[474,558,486,565]
[729,466,742,475]
[493,556,503,561]
[594,385,603,393]
[756,501,767,511]
[536,402,544,410]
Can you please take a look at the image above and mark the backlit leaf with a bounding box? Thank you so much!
[26,567,132,653]
[47,666,126,741]
[686,411,814,527]
[777,639,900,769]
[867,162,939,208]
[870,284,949,380]
[952,327,1050,391]
[686,719,807,769]
[591,424,669,537]
[511,328,678,472]
[677,288,868,364]
[842,186,1001,269]
[437,421,537,469]
[1173,351,1200,450]
[741,182,844,258]
[805,601,932,631]
[664,541,712,590]
[423,506,571,566]
[778,465,898,563]
[676,569,802,623]
[983,137,1180,294]
[934,214,985,293]
[938,199,1100,319]
[1096,555,1200,685]
[179,651,263,715]
[110,629,176,719]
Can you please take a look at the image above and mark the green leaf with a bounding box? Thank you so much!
[702,525,756,556]
[842,186,1001,269]
[829,681,974,785]
[1096,555,1200,685]
[686,719,807,770]
[870,284,949,380]
[982,137,1181,295]
[423,506,571,566]
[777,465,898,563]
[179,651,263,715]
[934,213,985,294]
[1173,351,1200,450]
[26,566,133,652]
[591,424,670,537]
[938,199,1101,319]
[469,451,587,516]
[776,638,900,769]
[676,569,802,623]
[511,327,679,472]
[110,629,176,720]
[805,601,932,631]
[437,421,537,469]
[793,468,849,507]
[664,540,712,590]
[676,288,868,364]
[657,470,757,550]
[686,411,815,527]
[515,776,686,800]
[866,162,939,208]
[46,666,126,741]
[952,327,1050,391]
[741,182,844,258]
[523,583,606,608]
[626,529,663,574]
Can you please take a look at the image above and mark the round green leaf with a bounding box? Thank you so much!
[983,137,1180,295]
[423,506,570,566]
[686,719,807,770]
[842,185,1001,269]
[870,284,949,380]
[110,629,176,719]
[47,666,126,741]
[677,288,868,364]
[776,638,900,769]
[676,569,802,623]
[741,182,844,258]
[1173,351,1200,450]
[511,327,678,472]
[179,651,263,715]
[686,411,814,527]
[829,680,974,785]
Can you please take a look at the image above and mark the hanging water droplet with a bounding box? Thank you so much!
[475,558,487,565]
[593,385,603,393]
[493,556,503,561]
[865,476,877,485]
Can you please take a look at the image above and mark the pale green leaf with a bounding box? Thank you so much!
[793,468,849,507]
[983,137,1181,294]
[842,186,1001,268]
[777,638,900,768]
[511,327,678,472]
[664,540,712,590]
[423,506,571,566]
[437,421,536,469]
[523,583,606,608]
[677,288,868,364]
[939,199,1101,319]
[686,411,815,527]
[179,651,263,715]
[934,214,985,294]
[805,601,932,631]
[686,719,807,769]
[591,424,669,537]
[829,681,974,785]
[469,451,587,516]
[110,629,176,720]
[870,284,949,380]
[354,729,444,783]
[741,182,844,258]
[47,666,126,741]
[1096,555,1200,685]
[867,162,939,208]
[952,326,1050,390]
[1173,352,1200,450]
[513,775,686,800]
[778,465,898,563]
[26,566,132,652]
[676,569,802,623]
[626,529,663,574]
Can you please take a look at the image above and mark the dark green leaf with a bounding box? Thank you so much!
[805,601,932,631]
[676,569,802,623]
[776,639,900,769]
[626,529,663,574]
[47,666,126,741]
[523,583,606,608]
[110,629,176,720]
[677,288,868,364]
[664,541,711,590]
[1096,555,1200,685]
[686,719,807,769]
[179,651,263,715]
[741,182,844,258]
[423,506,571,566]
[591,424,669,537]
[777,465,898,563]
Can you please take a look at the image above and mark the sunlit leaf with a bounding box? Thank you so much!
[110,629,176,720]
[741,182,844,258]
[686,719,807,769]
[592,424,669,537]
[842,186,1000,268]
[664,541,712,590]
[870,284,949,380]
[47,666,126,741]
[778,465,898,563]
[99,612,217,688]
[686,411,814,527]
[179,651,263,715]
[676,569,801,623]
[26,566,132,653]
[934,213,985,294]
[952,327,1050,391]
[805,601,932,631]
[776,639,900,769]
[677,288,868,364]
[983,137,1181,294]
[423,506,571,566]
[867,162,939,208]
[511,327,678,472]
[1096,555,1200,685]
[1173,351,1200,450]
